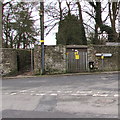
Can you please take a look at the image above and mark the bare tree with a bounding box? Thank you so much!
[76,2,87,45]
[108,2,120,41]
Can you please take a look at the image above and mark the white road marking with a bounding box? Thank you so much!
[30,91,35,93]
[76,91,92,94]
[20,90,27,93]
[99,94,108,97]
[31,93,45,96]
[93,94,99,97]
[114,94,118,97]
[80,94,88,96]
[3,89,118,98]
[36,93,42,96]
[71,94,81,96]
[57,91,61,93]
[50,93,58,96]
[39,94,46,96]
[10,93,17,95]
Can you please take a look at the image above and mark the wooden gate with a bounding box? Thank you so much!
[66,46,88,73]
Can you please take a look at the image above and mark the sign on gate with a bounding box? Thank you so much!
[75,54,80,59]
[66,46,88,73]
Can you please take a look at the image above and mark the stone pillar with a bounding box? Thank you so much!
[0,2,2,48]
[34,45,41,74]
[0,3,2,119]
[1,49,17,76]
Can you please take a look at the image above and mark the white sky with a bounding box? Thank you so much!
[3,0,119,45]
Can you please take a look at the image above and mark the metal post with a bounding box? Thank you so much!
[118,4,120,40]
[40,2,45,75]
[0,2,2,48]
[31,46,33,72]
[101,54,104,71]
[0,2,2,120]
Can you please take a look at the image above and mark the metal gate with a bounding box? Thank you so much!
[66,48,88,73]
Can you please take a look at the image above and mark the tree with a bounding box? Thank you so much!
[56,14,85,45]
[3,2,38,49]
[76,2,87,45]
[2,1,13,48]
[44,0,68,36]
[0,1,2,48]
[12,2,36,49]
[3,2,14,48]
[88,2,119,43]
[108,2,120,42]
[45,0,87,45]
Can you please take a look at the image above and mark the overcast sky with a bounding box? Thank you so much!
[3,0,119,45]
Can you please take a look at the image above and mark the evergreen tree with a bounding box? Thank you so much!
[56,14,87,45]
[12,2,38,49]
[3,2,38,49]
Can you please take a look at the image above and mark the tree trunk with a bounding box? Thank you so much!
[108,2,118,42]
[76,2,87,45]
[58,1,63,22]
[66,1,71,15]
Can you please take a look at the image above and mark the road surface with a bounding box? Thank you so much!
[1,73,119,118]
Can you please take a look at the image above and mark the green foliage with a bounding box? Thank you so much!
[100,24,115,42]
[56,14,87,45]
[3,2,38,49]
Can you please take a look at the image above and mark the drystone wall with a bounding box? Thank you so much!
[88,45,120,71]
[1,48,31,76]
[34,45,66,74]
[34,45,119,74]
[1,48,17,76]
[1,45,119,76]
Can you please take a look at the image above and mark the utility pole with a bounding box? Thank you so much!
[118,4,120,39]
[0,1,2,48]
[40,1,45,75]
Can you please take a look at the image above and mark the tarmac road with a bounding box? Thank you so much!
[1,72,119,118]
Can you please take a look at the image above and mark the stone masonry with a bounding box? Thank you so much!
[88,45,120,71]
[1,48,31,76]
[34,45,66,74]
[1,48,17,76]
[34,45,119,74]
[1,45,119,76]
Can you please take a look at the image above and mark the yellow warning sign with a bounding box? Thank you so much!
[101,56,104,59]
[75,54,80,59]
[74,51,78,55]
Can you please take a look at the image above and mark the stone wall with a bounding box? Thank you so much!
[34,45,66,74]
[34,45,41,74]
[1,48,17,76]
[34,45,119,75]
[1,48,32,76]
[88,45,120,71]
